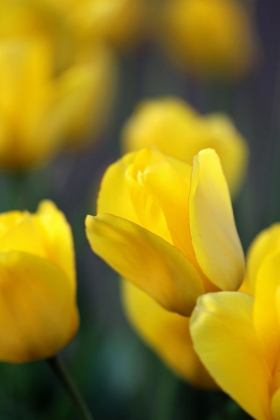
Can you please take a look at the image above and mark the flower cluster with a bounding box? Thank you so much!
[0,2,274,420]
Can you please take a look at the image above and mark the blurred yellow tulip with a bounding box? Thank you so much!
[191,224,280,419]
[160,0,257,78]
[122,97,248,197]
[53,45,118,150]
[0,38,116,169]
[122,280,216,388]
[86,146,244,316]
[42,0,147,50]
[0,0,77,73]
[0,200,78,362]
[0,0,118,168]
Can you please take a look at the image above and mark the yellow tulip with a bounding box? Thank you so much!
[0,0,118,167]
[122,280,216,388]
[0,0,77,73]
[160,0,257,78]
[122,97,248,197]
[86,146,244,316]
[0,37,116,169]
[54,45,118,150]
[0,200,78,363]
[190,224,280,419]
[41,0,146,50]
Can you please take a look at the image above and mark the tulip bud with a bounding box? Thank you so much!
[160,0,257,79]
[0,200,78,362]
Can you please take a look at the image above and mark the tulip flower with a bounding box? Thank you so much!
[122,97,248,197]
[55,45,118,150]
[0,0,118,168]
[0,38,116,170]
[190,223,280,420]
[122,280,216,388]
[41,0,146,50]
[160,0,257,78]
[0,200,78,362]
[0,0,76,73]
[86,146,244,316]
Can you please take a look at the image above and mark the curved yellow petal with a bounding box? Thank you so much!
[271,381,280,419]
[189,149,244,290]
[0,251,78,362]
[122,280,216,388]
[0,212,46,258]
[141,158,195,262]
[86,213,205,316]
[191,292,272,420]
[253,254,280,371]
[125,152,172,244]
[0,211,25,238]
[271,312,280,396]
[204,114,248,198]
[97,151,138,223]
[244,224,280,295]
[34,200,76,288]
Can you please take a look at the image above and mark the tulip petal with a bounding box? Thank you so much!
[125,158,172,244]
[142,158,196,263]
[0,212,46,258]
[271,388,280,420]
[0,251,78,362]
[86,213,205,316]
[271,337,280,420]
[97,151,138,223]
[204,114,248,198]
[244,224,280,294]
[34,200,76,288]
[189,149,244,290]
[253,254,280,371]
[122,280,216,388]
[191,292,272,420]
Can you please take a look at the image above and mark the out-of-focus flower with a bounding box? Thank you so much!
[42,0,147,50]
[0,0,77,73]
[122,97,248,197]
[86,146,244,316]
[0,0,118,168]
[0,200,78,362]
[122,280,216,388]
[160,0,257,78]
[53,45,117,150]
[190,223,280,419]
[0,39,116,169]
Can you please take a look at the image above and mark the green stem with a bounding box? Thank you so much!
[47,355,94,420]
